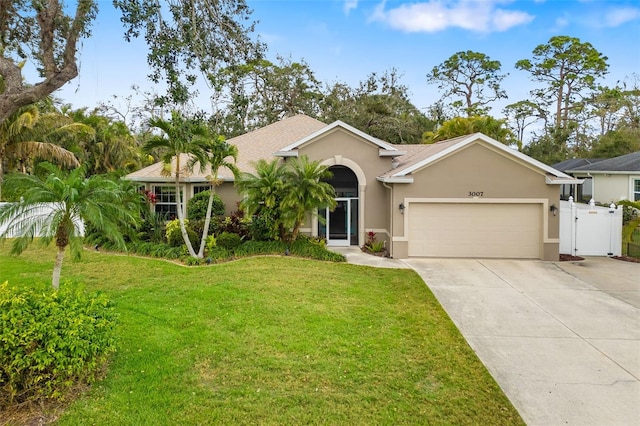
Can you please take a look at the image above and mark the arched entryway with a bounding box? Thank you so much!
[320,166,359,246]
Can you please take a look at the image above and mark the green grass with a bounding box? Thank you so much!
[0,245,523,425]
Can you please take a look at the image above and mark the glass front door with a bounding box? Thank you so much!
[321,198,357,246]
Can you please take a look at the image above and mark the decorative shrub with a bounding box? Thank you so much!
[207,246,232,262]
[187,190,225,221]
[290,238,346,262]
[0,282,116,407]
[137,211,168,243]
[165,219,199,248]
[364,231,385,253]
[248,213,277,241]
[216,232,243,250]
[205,235,217,252]
[236,240,287,256]
[215,208,251,239]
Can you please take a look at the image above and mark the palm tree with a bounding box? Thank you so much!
[196,138,239,258]
[238,156,336,242]
[237,158,288,240]
[281,156,336,242]
[0,163,138,289]
[143,111,210,258]
[66,108,141,175]
[0,104,85,199]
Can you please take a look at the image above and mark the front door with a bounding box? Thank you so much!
[322,198,358,246]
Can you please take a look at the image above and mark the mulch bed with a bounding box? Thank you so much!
[559,254,585,262]
[560,253,640,263]
[360,246,390,258]
[610,255,640,263]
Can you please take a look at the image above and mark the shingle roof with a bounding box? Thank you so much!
[126,115,327,182]
[229,114,327,175]
[126,116,575,184]
[552,158,605,172]
[378,137,469,179]
[565,151,640,173]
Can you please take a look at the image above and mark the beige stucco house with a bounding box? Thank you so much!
[555,152,640,204]
[126,114,579,260]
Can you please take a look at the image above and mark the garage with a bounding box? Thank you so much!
[407,202,542,259]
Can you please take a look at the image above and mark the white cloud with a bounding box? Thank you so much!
[555,16,569,29]
[344,0,358,15]
[603,7,640,27]
[370,0,534,33]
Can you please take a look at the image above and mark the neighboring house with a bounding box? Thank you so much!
[555,152,640,204]
[126,115,579,260]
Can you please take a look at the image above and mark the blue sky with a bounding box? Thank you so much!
[55,0,640,119]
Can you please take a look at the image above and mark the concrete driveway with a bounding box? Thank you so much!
[404,257,640,426]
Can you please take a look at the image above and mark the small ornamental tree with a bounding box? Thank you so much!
[0,163,138,289]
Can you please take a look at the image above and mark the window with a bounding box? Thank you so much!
[153,186,184,219]
[193,185,210,195]
[634,179,640,201]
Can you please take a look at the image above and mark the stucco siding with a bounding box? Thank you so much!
[389,143,560,261]
[297,128,394,245]
[592,174,638,203]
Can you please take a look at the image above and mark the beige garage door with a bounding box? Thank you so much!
[408,203,542,258]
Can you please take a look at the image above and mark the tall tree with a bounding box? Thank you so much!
[522,128,571,165]
[590,128,640,158]
[114,0,263,107]
[143,111,210,258]
[0,104,85,199]
[0,163,137,289]
[515,36,609,131]
[0,0,97,124]
[502,100,545,151]
[321,69,431,144]
[212,56,323,135]
[65,107,142,175]
[196,138,239,258]
[427,51,507,117]
[1,0,261,127]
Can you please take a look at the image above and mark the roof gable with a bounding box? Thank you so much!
[378,133,578,184]
[275,120,400,156]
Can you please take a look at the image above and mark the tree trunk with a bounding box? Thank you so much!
[197,184,216,258]
[175,175,197,258]
[52,246,65,290]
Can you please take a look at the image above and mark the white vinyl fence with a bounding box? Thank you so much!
[0,202,85,238]
[559,198,623,257]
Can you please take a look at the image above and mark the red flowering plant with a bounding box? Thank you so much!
[364,231,385,254]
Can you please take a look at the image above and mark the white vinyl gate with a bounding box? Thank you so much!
[559,198,623,257]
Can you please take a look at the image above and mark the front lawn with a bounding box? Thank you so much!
[0,246,523,425]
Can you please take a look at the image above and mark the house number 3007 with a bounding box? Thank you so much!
[468,191,484,197]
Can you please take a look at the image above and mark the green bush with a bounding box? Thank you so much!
[0,282,116,407]
[248,213,278,241]
[127,241,184,259]
[187,190,224,221]
[290,238,346,262]
[165,219,199,248]
[236,240,287,256]
[216,232,243,250]
[206,246,232,262]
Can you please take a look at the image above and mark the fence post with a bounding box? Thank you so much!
[608,203,616,256]
[569,196,577,256]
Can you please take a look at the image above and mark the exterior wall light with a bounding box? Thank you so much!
[399,202,405,214]
[550,204,558,216]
